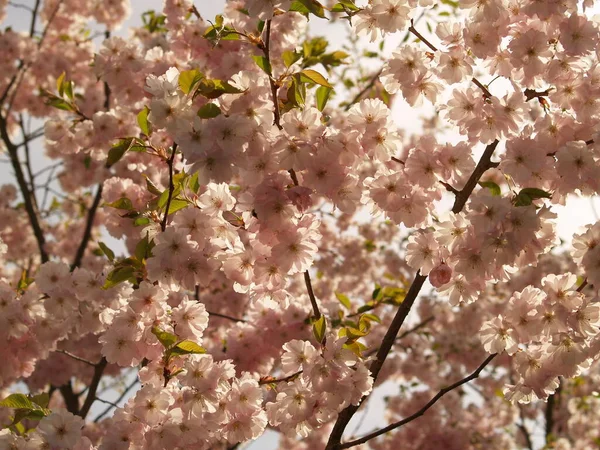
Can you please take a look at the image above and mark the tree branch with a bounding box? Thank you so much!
[337,354,497,449]
[78,357,108,418]
[452,140,499,213]
[70,184,103,270]
[0,115,48,263]
[161,143,177,232]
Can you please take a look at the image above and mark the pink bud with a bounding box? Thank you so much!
[429,263,452,288]
[286,186,314,212]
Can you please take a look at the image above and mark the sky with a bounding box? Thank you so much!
[2,1,600,448]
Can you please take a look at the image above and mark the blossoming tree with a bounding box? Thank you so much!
[1,0,600,448]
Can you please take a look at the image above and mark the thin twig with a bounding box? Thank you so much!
[93,377,139,422]
[56,350,97,367]
[337,354,497,449]
[207,310,247,323]
[259,371,302,385]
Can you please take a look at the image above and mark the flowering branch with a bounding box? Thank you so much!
[259,371,302,385]
[161,143,178,232]
[71,185,103,270]
[337,353,497,449]
[326,139,501,449]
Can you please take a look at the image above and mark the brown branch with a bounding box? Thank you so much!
[337,354,497,449]
[524,88,551,101]
[78,357,108,418]
[0,115,48,262]
[452,140,499,213]
[161,143,177,232]
[408,21,437,52]
[261,20,282,130]
[70,184,103,270]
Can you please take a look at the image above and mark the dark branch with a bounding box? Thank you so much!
[70,184,103,270]
[78,357,108,418]
[93,377,139,422]
[161,144,178,232]
[337,354,497,449]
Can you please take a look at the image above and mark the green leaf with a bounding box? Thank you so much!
[133,216,151,226]
[320,51,350,69]
[98,242,115,262]
[188,172,200,194]
[30,393,49,409]
[197,78,243,99]
[251,55,272,75]
[197,103,222,118]
[63,80,74,101]
[292,0,327,18]
[103,266,136,289]
[45,96,75,112]
[283,50,302,68]
[137,106,151,135]
[331,0,359,12]
[178,69,203,95]
[361,313,381,323]
[479,181,501,196]
[316,85,332,111]
[105,197,134,211]
[313,316,326,343]
[170,340,206,356]
[134,234,153,262]
[300,69,333,88]
[152,326,178,348]
[0,394,34,410]
[56,71,66,96]
[166,198,189,215]
[106,138,134,168]
[335,292,351,309]
[515,187,552,207]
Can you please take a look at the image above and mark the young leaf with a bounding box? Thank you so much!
[478,181,501,196]
[514,187,552,206]
[105,197,134,211]
[313,315,326,343]
[170,340,206,356]
[316,85,332,111]
[293,0,327,18]
[151,326,178,348]
[300,69,333,87]
[252,55,272,75]
[56,71,66,96]
[282,50,302,68]
[103,266,136,289]
[98,242,115,262]
[197,103,222,118]
[178,69,203,95]
[0,393,34,410]
[335,292,351,309]
[137,106,151,135]
[106,138,134,168]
